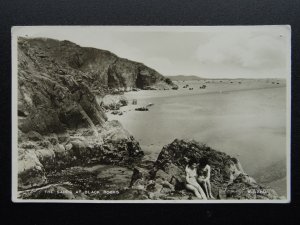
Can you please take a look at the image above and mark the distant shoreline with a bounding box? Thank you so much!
[123,83,286,100]
[167,76,286,81]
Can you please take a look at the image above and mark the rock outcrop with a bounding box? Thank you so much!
[18,139,280,200]
[99,94,128,110]
[129,139,280,200]
[18,121,143,190]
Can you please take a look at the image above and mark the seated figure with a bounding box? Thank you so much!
[197,157,215,199]
[185,158,207,200]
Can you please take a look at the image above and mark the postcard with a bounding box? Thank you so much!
[12,26,291,203]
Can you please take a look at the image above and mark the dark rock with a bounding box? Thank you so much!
[119,98,128,106]
[130,167,152,188]
[115,189,149,200]
[111,110,121,115]
[154,139,280,200]
[135,107,149,111]
[143,86,157,90]
[155,169,173,182]
[18,149,48,190]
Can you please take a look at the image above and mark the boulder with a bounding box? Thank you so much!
[52,143,66,158]
[101,95,128,110]
[135,107,149,111]
[35,148,55,166]
[69,138,89,159]
[99,121,144,162]
[130,167,152,188]
[18,149,47,190]
[155,169,173,182]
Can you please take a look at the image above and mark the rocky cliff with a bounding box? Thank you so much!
[17,37,175,190]
[18,37,176,134]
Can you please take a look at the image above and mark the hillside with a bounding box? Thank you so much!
[18,37,175,134]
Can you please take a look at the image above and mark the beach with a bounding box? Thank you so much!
[107,79,287,178]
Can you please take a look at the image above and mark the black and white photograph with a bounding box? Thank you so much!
[12,26,291,202]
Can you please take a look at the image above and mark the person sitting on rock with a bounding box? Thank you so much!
[197,157,215,199]
[185,158,207,200]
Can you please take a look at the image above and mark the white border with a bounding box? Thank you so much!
[11,26,291,203]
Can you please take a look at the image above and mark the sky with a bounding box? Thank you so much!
[13,26,291,78]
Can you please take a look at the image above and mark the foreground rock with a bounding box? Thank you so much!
[18,120,143,190]
[130,139,280,200]
[19,139,280,200]
[18,165,147,200]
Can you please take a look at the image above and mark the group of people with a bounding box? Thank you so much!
[185,157,246,200]
[185,157,214,200]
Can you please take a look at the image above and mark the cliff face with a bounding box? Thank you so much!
[18,37,175,134]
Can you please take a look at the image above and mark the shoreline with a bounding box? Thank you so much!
[122,82,286,101]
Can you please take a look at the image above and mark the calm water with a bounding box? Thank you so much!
[115,87,287,175]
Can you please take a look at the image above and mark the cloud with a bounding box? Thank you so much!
[16,26,289,78]
[196,32,286,70]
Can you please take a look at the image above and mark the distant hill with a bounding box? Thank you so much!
[167,75,204,81]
